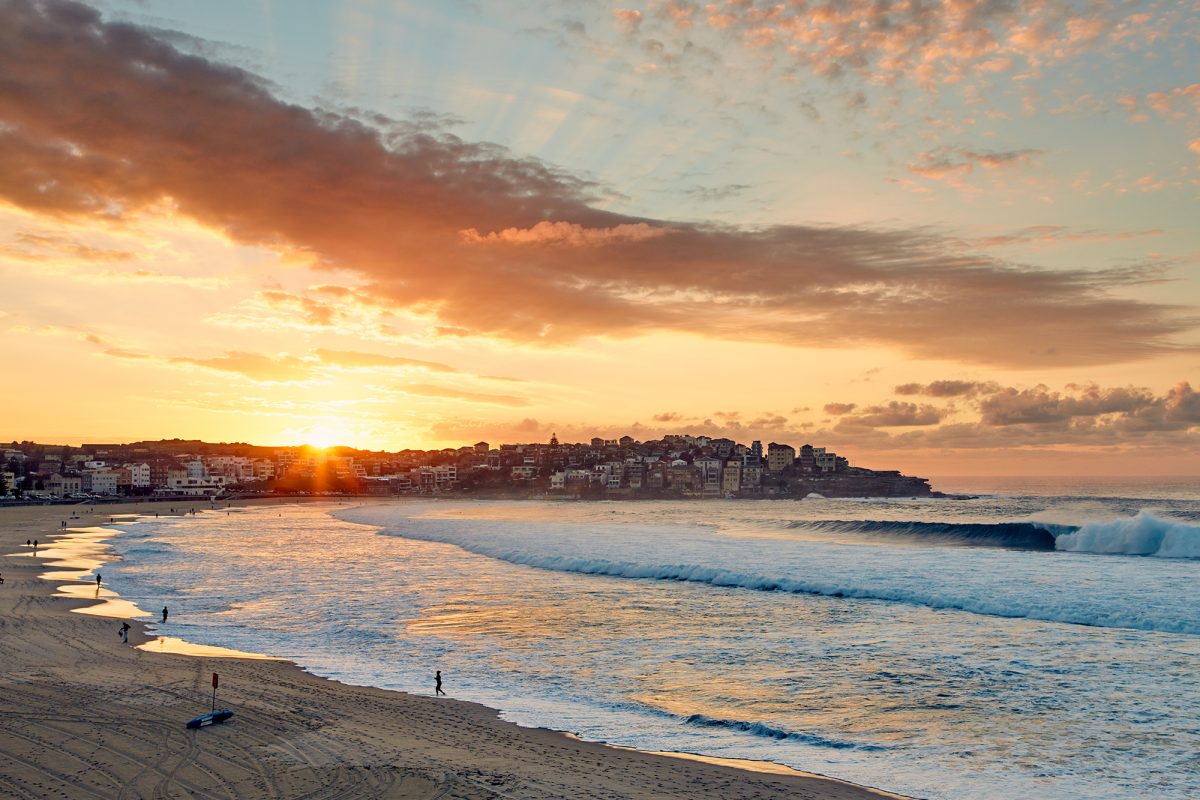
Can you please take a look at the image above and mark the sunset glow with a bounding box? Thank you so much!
[2,0,1198,474]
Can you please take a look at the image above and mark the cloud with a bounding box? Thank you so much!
[170,348,459,382]
[0,231,136,262]
[824,402,857,415]
[978,383,1160,426]
[1144,83,1200,119]
[314,349,456,373]
[652,411,683,422]
[0,1,1194,368]
[399,384,527,406]
[599,0,1159,95]
[971,226,1163,248]
[684,183,751,202]
[613,8,642,33]
[171,351,314,382]
[836,401,944,427]
[895,380,1000,398]
[459,221,674,247]
[907,147,1041,181]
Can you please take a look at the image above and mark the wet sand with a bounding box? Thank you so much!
[0,500,908,799]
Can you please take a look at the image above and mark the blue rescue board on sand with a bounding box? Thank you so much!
[186,710,234,729]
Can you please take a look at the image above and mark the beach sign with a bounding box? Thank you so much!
[185,672,234,729]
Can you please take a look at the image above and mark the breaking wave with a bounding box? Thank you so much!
[1052,511,1200,558]
[787,519,1059,550]
[682,714,886,751]
[788,513,1200,558]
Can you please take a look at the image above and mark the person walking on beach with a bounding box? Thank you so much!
[435,670,446,696]
[95,573,101,587]
[119,622,130,643]
[161,607,168,624]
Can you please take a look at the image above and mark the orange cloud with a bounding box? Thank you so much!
[459,221,674,246]
[0,231,135,262]
[0,1,1193,369]
[170,348,461,382]
[399,384,528,406]
[908,146,1041,180]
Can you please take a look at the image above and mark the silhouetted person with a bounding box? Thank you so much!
[435,670,446,696]
[96,573,101,587]
[33,539,37,550]
[119,622,130,643]
[162,607,168,624]
[25,539,30,547]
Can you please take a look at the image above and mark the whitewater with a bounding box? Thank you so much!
[101,479,1200,800]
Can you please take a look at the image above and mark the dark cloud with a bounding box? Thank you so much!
[824,402,857,415]
[837,401,944,427]
[979,383,1164,426]
[0,1,1194,367]
[895,380,999,397]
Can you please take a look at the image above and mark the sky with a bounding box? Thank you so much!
[1,0,1199,475]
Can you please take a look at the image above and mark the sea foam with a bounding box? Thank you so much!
[1051,511,1200,558]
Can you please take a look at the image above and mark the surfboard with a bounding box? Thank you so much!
[185,710,234,729]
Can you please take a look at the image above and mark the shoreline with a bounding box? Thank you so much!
[1,499,911,799]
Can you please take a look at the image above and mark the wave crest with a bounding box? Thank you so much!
[1053,511,1200,558]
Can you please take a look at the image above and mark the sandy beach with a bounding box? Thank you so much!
[0,501,907,799]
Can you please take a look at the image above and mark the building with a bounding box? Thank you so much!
[81,469,120,496]
[125,462,152,487]
[767,443,796,472]
[165,474,227,496]
[722,461,742,495]
[48,473,82,497]
[511,465,538,480]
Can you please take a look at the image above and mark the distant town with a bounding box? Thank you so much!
[0,434,940,502]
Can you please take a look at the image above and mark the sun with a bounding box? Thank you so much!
[304,426,343,450]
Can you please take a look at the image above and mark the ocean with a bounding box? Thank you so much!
[101,477,1200,800]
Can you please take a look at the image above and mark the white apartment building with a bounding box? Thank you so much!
[81,469,120,496]
[125,462,152,487]
[165,474,227,496]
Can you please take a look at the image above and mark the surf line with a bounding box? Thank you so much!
[40,515,277,661]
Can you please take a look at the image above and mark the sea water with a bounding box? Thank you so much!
[101,479,1200,800]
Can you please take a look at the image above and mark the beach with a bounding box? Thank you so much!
[0,501,902,800]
